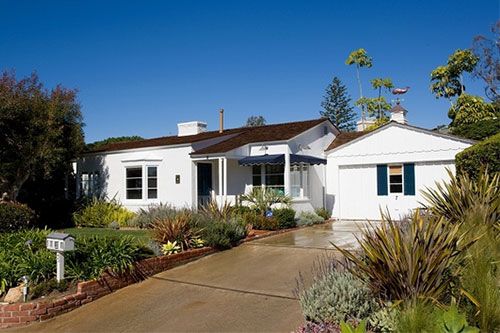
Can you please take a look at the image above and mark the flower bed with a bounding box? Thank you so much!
[0,247,214,329]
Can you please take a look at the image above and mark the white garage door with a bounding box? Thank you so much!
[338,165,378,220]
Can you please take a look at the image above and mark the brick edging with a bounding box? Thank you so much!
[0,247,215,329]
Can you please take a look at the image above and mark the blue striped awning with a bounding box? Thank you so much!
[238,154,326,166]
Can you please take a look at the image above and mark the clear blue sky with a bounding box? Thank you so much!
[1,0,498,142]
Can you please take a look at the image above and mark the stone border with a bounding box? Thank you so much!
[0,247,215,329]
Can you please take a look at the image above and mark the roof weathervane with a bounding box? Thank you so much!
[391,86,410,104]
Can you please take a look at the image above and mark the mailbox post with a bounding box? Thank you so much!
[46,233,75,282]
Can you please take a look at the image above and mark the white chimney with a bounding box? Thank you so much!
[389,102,408,124]
[177,121,207,137]
[356,118,376,132]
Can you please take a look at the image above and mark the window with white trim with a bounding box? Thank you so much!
[126,167,143,199]
[147,166,158,199]
[265,165,284,193]
[290,164,309,198]
[389,165,403,193]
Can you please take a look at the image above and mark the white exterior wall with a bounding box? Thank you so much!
[326,124,472,220]
[77,145,195,211]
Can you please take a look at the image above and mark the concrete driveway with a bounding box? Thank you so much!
[8,221,364,333]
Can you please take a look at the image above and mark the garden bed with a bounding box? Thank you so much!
[0,247,215,329]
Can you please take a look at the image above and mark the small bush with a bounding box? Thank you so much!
[243,211,280,230]
[299,269,378,325]
[456,133,500,179]
[315,207,331,221]
[73,198,135,227]
[295,321,340,333]
[272,208,296,229]
[196,218,247,250]
[395,302,439,333]
[451,118,500,141]
[0,202,35,232]
[151,212,199,251]
[130,203,186,229]
[297,211,324,226]
[240,188,292,214]
[29,279,69,300]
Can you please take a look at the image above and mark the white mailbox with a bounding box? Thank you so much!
[46,233,75,252]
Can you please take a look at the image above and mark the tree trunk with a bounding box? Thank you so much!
[356,65,365,125]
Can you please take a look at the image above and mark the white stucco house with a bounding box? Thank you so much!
[76,105,474,220]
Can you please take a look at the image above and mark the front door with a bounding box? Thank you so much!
[197,163,212,206]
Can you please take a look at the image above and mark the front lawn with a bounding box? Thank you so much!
[60,227,151,245]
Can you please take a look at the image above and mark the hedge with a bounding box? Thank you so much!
[451,118,500,141]
[456,133,500,179]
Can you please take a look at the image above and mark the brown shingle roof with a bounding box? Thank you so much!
[326,131,369,151]
[89,118,328,154]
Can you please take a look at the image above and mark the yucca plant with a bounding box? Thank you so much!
[240,187,292,214]
[151,212,199,251]
[420,169,499,225]
[333,210,479,303]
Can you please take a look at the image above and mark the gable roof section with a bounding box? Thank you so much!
[325,121,475,153]
[191,118,328,155]
[90,118,328,154]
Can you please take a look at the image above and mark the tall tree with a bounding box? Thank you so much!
[245,115,266,127]
[86,136,144,151]
[320,77,356,131]
[0,71,84,200]
[346,49,373,126]
[430,49,479,102]
[472,20,500,101]
[370,78,394,119]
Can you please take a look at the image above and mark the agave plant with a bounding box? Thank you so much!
[332,210,479,303]
[161,241,181,255]
[420,169,499,225]
[240,187,291,214]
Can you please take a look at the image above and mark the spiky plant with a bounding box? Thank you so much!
[151,212,199,251]
[333,210,479,303]
[420,169,499,225]
[240,187,292,214]
[200,199,233,222]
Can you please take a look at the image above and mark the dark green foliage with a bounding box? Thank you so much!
[244,116,266,127]
[66,236,152,280]
[0,71,84,223]
[315,207,331,221]
[272,208,296,229]
[451,118,500,140]
[320,77,357,131]
[0,202,35,232]
[456,133,500,179]
[195,218,247,250]
[29,279,69,300]
[0,229,151,297]
[242,211,279,230]
[85,136,144,151]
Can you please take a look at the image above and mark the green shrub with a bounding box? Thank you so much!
[451,118,500,140]
[395,302,439,333]
[315,207,331,221]
[130,203,186,229]
[299,269,378,325]
[73,198,135,227]
[0,202,35,232]
[368,304,398,332]
[334,210,476,303]
[29,279,69,300]
[199,199,233,222]
[196,218,247,250]
[272,208,296,229]
[297,211,324,226]
[65,235,152,280]
[456,133,500,179]
[242,211,279,230]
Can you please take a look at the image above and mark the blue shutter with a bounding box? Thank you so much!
[377,165,388,196]
[404,163,415,195]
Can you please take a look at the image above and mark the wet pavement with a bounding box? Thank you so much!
[7,221,368,333]
[252,220,375,250]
